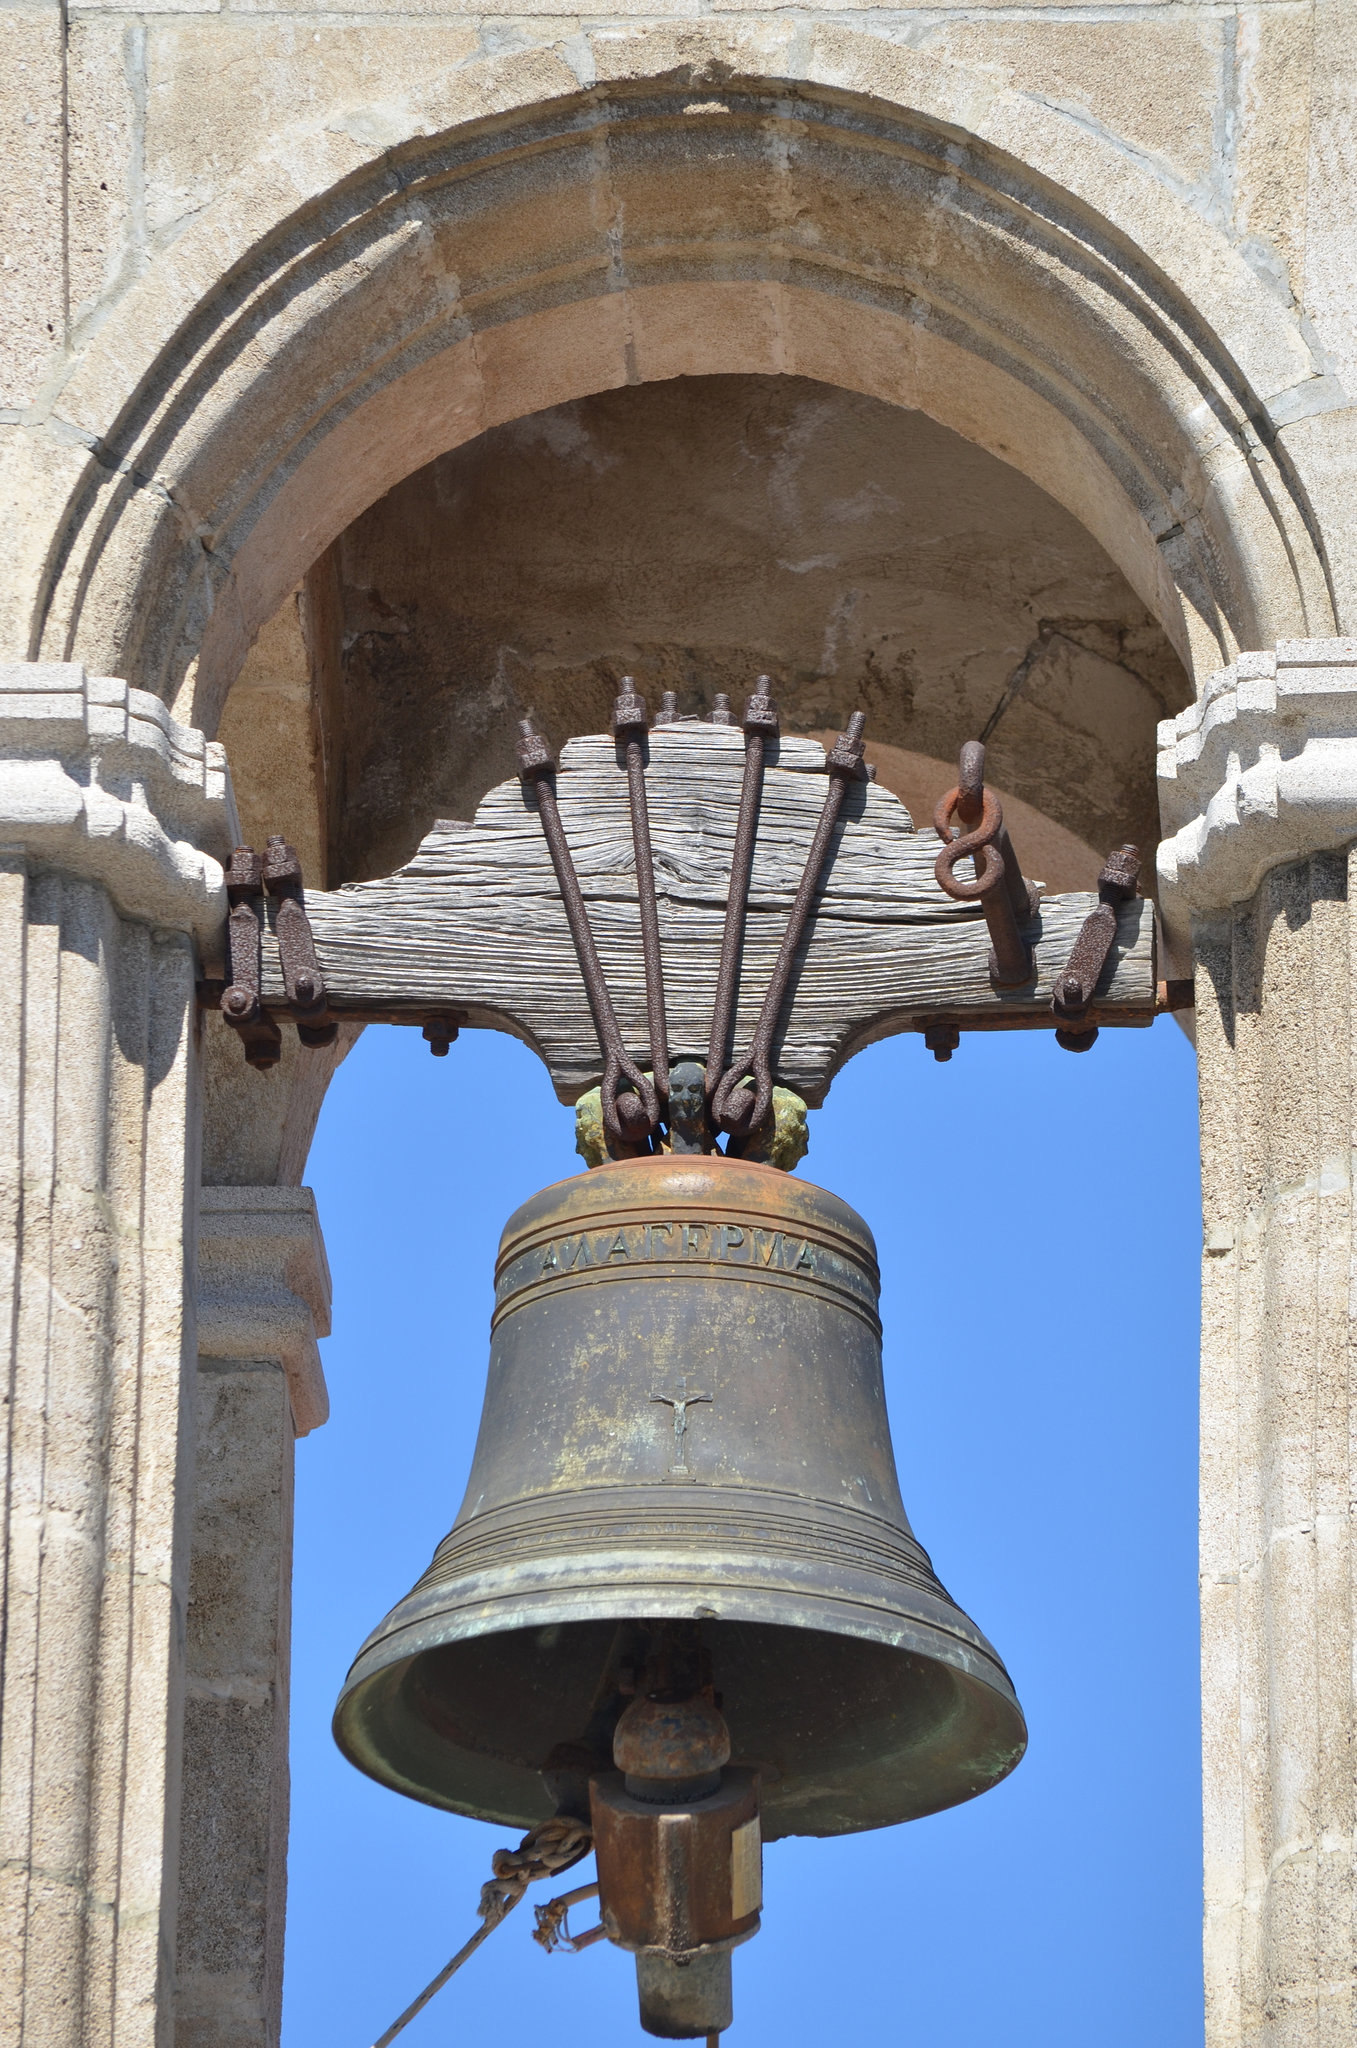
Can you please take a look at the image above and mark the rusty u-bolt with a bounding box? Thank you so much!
[706,680,779,1102]
[518,720,660,1146]
[934,740,1035,988]
[613,682,670,1104]
[713,712,867,1137]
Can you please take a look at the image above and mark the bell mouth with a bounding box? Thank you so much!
[334,1600,1025,1842]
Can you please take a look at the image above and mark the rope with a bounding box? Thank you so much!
[369,1817,592,2048]
[532,1881,604,1954]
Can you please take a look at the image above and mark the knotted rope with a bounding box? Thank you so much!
[370,1816,592,2048]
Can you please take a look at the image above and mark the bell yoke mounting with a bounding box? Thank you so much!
[328,688,1070,2047]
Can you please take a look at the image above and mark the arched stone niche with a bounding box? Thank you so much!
[225,375,1189,894]
[0,38,1350,2048]
[13,49,1336,736]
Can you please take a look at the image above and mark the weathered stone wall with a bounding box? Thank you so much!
[3,9,1357,2048]
[0,667,232,2048]
[3,2,1349,708]
[1195,854,1356,2048]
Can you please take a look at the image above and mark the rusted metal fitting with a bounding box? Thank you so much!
[262,835,337,1048]
[825,709,867,779]
[955,738,986,825]
[423,1018,460,1058]
[614,680,671,1099]
[593,1689,759,2041]
[712,710,865,1138]
[706,686,780,1111]
[654,692,680,727]
[923,1022,960,1063]
[613,682,649,741]
[933,744,1035,988]
[220,846,282,1069]
[1051,843,1142,1050]
[516,719,555,777]
[710,694,732,726]
[519,716,660,1146]
[741,680,779,736]
[614,1695,732,1791]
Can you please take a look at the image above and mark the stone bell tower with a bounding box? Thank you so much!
[2,5,1357,2044]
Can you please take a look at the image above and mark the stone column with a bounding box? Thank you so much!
[177,1189,330,2048]
[1158,640,1357,2048]
[0,664,235,2048]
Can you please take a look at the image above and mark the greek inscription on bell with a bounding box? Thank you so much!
[534,1221,818,1280]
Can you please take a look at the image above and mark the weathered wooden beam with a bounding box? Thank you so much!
[258,724,1157,1103]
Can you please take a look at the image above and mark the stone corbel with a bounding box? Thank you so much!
[1157,637,1357,947]
[0,660,237,947]
[197,1187,332,1435]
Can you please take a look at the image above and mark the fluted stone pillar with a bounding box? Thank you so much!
[0,664,235,2048]
[177,1188,330,2048]
[1159,640,1357,2048]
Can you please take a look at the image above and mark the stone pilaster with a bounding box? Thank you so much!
[1158,642,1357,2048]
[177,1190,330,2048]
[0,665,235,2048]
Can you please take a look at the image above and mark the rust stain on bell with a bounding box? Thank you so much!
[333,1154,1026,1841]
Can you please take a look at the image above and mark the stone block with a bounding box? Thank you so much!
[1302,1,1357,391]
[144,20,480,233]
[1233,6,1314,305]
[66,19,140,334]
[179,1359,294,2048]
[925,18,1221,188]
[0,9,65,410]
[478,293,629,432]
[197,1186,332,1435]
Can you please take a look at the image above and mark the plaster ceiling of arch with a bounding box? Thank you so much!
[220,374,1189,894]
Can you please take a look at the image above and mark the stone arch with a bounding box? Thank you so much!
[13,29,1335,730]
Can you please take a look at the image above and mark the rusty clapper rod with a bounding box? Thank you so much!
[518,719,660,1145]
[934,740,1036,988]
[613,681,671,1104]
[713,712,868,1137]
[706,680,779,1104]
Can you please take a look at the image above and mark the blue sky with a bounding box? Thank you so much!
[282,1014,1203,2048]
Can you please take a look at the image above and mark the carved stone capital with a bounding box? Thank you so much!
[1157,638,1357,941]
[197,1188,331,1436]
[0,662,238,946]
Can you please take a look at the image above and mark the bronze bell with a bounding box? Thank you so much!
[335,1154,1025,2030]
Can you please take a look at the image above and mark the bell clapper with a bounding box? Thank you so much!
[591,1672,760,2041]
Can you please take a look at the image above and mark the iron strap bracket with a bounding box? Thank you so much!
[199,716,1166,1092]
[216,836,338,1069]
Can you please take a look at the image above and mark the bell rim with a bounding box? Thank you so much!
[338,1578,1021,1709]
[333,1587,1027,1837]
